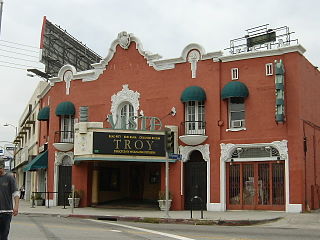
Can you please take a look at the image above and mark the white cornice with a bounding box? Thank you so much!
[38,82,51,99]
[48,32,304,85]
[218,44,306,63]
[48,32,223,83]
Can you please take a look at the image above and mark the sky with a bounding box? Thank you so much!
[0,0,319,143]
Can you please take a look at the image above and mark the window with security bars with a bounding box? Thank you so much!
[228,161,285,206]
[60,115,74,142]
[185,101,205,135]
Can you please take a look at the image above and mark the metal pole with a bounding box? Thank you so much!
[47,191,49,208]
[63,185,66,209]
[71,185,74,214]
[0,0,4,37]
[165,153,169,218]
[31,192,35,208]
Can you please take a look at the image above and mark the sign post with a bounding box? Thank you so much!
[165,152,169,218]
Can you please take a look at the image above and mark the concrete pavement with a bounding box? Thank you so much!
[18,200,320,227]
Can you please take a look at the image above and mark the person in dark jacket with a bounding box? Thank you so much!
[0,159,19,240]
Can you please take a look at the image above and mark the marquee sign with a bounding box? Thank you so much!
[93,132,165,157]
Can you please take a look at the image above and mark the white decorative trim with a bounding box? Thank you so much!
[272,140,288,159]
[226,127,246,132]
[188,50,201,78]
[286,204,303,213]
[220,140,290,212]
[49,33,223,84]
[179,144,210,162]
[118,31,131,49]
[207,203,225,212]
[55,151,74,166]
[110,84,140,124]
[220,143,235,162]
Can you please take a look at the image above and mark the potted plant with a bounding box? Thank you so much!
[157,190,172,211]
[68,189,81,208]
[32,193,44,206]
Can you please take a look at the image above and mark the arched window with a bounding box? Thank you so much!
[118,102,134,129]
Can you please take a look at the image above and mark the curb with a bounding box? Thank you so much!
[20,212,282,226]
[68,214,283,226]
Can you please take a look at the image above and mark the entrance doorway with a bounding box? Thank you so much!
[184,150,207,210]
[57,156,72,206]
[129,165,145,200]
[227,161,285,210]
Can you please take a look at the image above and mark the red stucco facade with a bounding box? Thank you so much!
[36,32,320,212]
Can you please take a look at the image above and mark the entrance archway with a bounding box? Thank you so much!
[184,150,207,210]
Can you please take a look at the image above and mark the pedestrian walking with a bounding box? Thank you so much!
[19,185,25,199]
[0,159,19,240]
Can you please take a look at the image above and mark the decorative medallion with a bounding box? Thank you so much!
[63,69,73,95]
[118,31,131,49]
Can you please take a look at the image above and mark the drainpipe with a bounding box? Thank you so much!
[303,122,308,211]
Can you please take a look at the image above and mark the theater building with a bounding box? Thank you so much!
[35,26,320,212]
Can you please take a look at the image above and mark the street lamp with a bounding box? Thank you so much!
[3,123,17,137]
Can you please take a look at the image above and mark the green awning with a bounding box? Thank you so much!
[55,101,75,116]
[23,151,48,171]
[37,106,50,121]
[221,81,249,99]
[180,86,206,102]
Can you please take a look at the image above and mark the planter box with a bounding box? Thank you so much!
[34,199,44,206]
[68,198,80,208]
[157,199,172,211]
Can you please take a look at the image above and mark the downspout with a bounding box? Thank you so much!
[302,122,308,211]
[302,119,320,211]
[218,58,223,209]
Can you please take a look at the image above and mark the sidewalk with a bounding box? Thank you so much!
[18,200,319,227]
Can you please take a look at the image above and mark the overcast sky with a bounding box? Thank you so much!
[0,0,319,143]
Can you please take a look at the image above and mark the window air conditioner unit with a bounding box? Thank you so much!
[231,120,244,128]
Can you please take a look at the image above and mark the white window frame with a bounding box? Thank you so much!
[60,115,74,142]
[185,101,205,135]
[266,63,273,76]
[231,68,239,80]
[227,98,246,131]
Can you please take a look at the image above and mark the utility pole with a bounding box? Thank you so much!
[0,0,3,37]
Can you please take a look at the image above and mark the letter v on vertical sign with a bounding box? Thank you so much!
[107,114,118,129]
